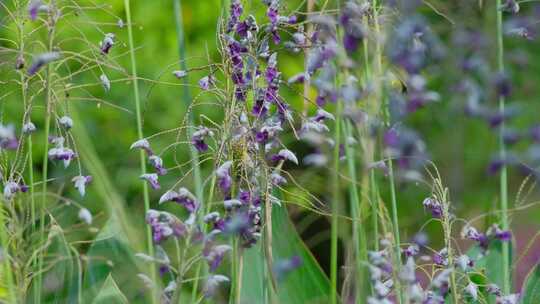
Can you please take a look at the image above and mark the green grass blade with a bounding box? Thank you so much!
[91,274,129,304]
[521,262,540,304]
[241,200,330,304]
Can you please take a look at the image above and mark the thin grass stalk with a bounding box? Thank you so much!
[0,206,17,304]
[370,0,403,301]
[495,0,510,295]
[172,1,206,299]
[173,0,203,204]
[330,98,342,304]
[122,1,157,302]
[344,120,367,300]
[36,17,56,303]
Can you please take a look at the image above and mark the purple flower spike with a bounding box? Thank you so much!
[140,173,160,190]
[216,161,233,198]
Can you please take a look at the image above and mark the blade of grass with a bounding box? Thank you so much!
[122,1,157,302]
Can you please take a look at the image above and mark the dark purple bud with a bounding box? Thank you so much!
[494,72,511,98]
[100,33,115,55]
[422,197,443,218]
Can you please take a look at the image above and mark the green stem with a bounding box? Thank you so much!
[370,171,379,251]
[330,100,342,304]
[0,204,17,304]
[36,22,55,303]
[122,1,157,302]
[495,0,510,294]
[344,121,367,300]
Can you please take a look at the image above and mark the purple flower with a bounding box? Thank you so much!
[159,188,198,213]
[100,33,115,55]
[271,149,298,164]
[149,155,167,176]
[48,147,76,168]
[216,161,233,198]
[204,275,229,298]
[270,172,287,186]
[422,197,443,218]
[487,224,512,242]
[72,175,92,197]
[494,72,511,98]
[28,1,46,21]
[58,116,74,129]
[191,126,214,152]
[140,173,160,190]
[130,138,154,156]
[226,0,243,33]
[27,52,60,76]
[204,244,231,272]
[0,124,18,150]
[173,70,187,79]
[501,0,520,14]
[199,75,215,90]
[3,181,21,201]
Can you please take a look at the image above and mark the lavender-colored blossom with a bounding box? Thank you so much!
[287,73,307,84]
[204,244,231,272]
[100,33,115,55]
[204,275,229,298]
[149,155,167,175]
[172,70,187,79]
[465,282,478,301]
[28,1,47,21]
[159,188,198,213]
[455,254,474,271]
[48,147,76,168]
[501,0,520,14]
[130,138,153,155]
[100,74,111,92]
[422,197,443,218]
[226,0,243,33]
[270,172,287,186]
[0,124,18,150]
[272,149,298,164]
[223,199,243,211]
[72,175,92,197]
[27,52,60,76]
[78,208,93,225]
[22,122,36,134]
[58,116,74,129]
[199,75,215,90]
[216,161,233,198]
[140,173,160,190]
[191,126,214,152]
[3,182,20,201]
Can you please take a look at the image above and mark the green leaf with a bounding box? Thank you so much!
[91,274,129,304]
[241,200,330,304]
[521,263,540,304]
[28,226,81,303]
[467,241,513,303]
[83,215,147,303]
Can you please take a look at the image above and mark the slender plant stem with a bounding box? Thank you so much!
[0,204,17,304]
[330,99,342,304]
[122,1,157,303]
[495,0,510,294]
[36,16,56,302]
[344,121,367,300]
[302,0,315,116]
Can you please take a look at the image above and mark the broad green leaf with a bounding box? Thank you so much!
[241,198,330,304]
[467,241,513,303]
[521,262,540,304]
[91,274,128,304]
[83,215,146,303]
